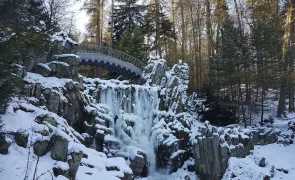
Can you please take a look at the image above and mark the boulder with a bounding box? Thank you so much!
[48,61,71,79]
[34,63,51,77]
[81,133,94,148]
[288,120,295,132]
[11,64,27,78]
[50,134,69,162]
[130,155,147,177]
[15,128,29,148]
[0,135,11,154]
[54,54,80,67]
[35,114,58,127]
[32,124,50,136]
[259,157,266,167]
[46,89,61,113]
[53,161,69,177]
[49,54,80,80]
[121,172,133,180]
[185,175,191,180]
[265,130,277,144]
[33,139,49,156]
[104,137,120,151]
[68,151,83,178]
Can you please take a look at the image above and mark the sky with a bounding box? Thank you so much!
[72,0,89,34]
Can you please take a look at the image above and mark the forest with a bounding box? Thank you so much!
[80,0,295,126]
[1,0,295,126]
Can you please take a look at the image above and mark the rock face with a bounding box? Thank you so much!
[15,128,29,148]
[191,122,254,180]
[25,75,85,130]
[50,134,69,162]
[0,135,11,154]
[191,122,287,180]
[142,59,193,173]
[48,55,80,80]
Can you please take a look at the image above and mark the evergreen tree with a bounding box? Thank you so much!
[112,0,146,45]
[142,3,176,57]
[0,0,52,118]
[118,27,148,60]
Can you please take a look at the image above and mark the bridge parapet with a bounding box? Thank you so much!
[73,44,146,70]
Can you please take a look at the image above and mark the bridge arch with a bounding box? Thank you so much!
[73,44,146,78]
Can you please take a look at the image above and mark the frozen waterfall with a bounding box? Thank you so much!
[99,83,159,174]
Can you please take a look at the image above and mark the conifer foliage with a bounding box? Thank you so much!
[112,0,146,45]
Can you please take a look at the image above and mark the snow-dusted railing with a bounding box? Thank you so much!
[73,44,146,70]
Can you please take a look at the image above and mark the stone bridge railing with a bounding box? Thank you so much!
[73,44,146,70]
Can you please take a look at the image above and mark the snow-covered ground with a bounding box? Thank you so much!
[0,97,132,180]
[223,139,295,180]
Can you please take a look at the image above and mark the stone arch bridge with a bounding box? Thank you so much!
[73,44,146,78]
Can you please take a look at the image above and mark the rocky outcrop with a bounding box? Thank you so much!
[190,122,290,180]
[191,122,254,180]
[25,76,85,130]
[48,54,80,80]
[143,59,189,114]
[251,127,278,145]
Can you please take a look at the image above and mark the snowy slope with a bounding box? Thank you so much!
[223,143,295,180]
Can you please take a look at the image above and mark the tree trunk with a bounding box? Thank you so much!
[278,0,294,117]
[96,0,101,45]
[172,0,177,61]
[101,0,104,44]
[289,0,295,113]
[205,0,213,76]
[155,0,162,58]
[180,1,186,61]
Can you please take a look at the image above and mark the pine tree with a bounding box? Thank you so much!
[0,0,52,117]
[112,0,146,45]
[142,3,176,57]
[118,27,148,60]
